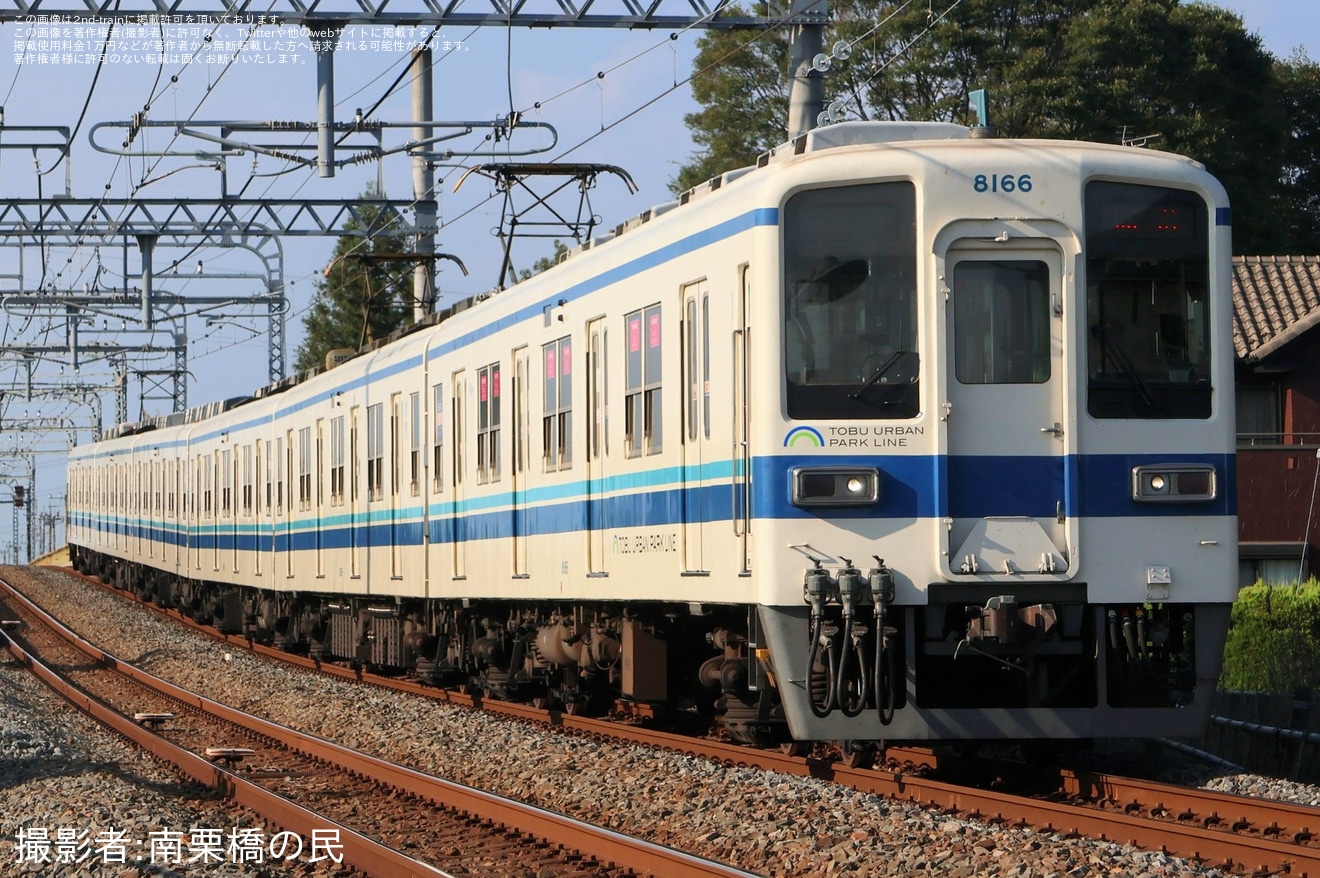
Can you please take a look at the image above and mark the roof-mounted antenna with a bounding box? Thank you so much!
[969,89,997,139]
[1119,126,1162,148]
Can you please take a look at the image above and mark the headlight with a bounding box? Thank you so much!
[1131,464,1216,503]
[792,467,880,507]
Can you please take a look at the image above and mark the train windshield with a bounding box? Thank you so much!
[783,182,919,419]
[1085,182,1212,419]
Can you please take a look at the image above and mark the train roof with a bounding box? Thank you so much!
[90,121,1208,443]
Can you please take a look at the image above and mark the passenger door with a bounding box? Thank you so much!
[733,266,752,575]
[511,349,530,577]
[586,320,609,575]
[941,239,1073,577]
[681,282,709,574]
[451,371,466,579]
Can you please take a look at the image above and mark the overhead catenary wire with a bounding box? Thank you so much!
[856,0,968,91]
[44,7,277,293]
[177,27,476,304]
[30,7,829,392]
[280,0,833,333]
[3,7,280,407]
[275,0,936,305]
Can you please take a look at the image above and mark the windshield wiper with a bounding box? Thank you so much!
[1090,325,1155,408]
[849,350,915,400]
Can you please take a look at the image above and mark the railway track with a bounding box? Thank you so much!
[25,563,1320,876]
[0,573,758,878]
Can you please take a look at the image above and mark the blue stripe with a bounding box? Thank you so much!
[73,452,1235,553]
[69,208,780,460]
[1216,207,1231,226]
[426,209,779,360]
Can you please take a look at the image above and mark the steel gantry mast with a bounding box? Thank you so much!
[0,1,806,27]
[0,0,830,429]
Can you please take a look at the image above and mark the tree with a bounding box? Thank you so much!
[676,0,1311,253]
[1048,0,1285,253]
[294,185,415,373]
[1275,52,1320,254]
[673,17,790,194]
[518,239,571,280]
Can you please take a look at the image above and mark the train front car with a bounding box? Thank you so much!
[752,123,1236,746]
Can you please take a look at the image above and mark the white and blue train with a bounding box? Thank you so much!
[67,121,1238,750]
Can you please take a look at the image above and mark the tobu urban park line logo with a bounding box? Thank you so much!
[785,424,925,448]
[783,426,825,448]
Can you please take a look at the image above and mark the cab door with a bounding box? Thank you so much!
[941,238,1074,577]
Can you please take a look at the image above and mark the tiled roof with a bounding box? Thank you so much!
[1233,256,1320,362]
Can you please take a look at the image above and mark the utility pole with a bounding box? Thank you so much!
[412,46,436,322]
[38,507,61,556]
[787,0,828,140]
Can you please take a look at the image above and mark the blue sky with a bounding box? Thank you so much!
[1213,0,1318,59]
[0,0,1314,518]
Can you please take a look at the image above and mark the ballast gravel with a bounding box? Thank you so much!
[9,564,1310,878]
[0,650,358,877]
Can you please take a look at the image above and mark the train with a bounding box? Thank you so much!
[66,120,1238,752]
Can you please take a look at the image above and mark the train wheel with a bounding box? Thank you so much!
[779,740,811,757]
[840,740,877,769]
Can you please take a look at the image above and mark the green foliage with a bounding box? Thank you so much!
[294,185,414,374]
[677,0,1317,253]
[672,17,789,194]
[1221,580,1320,694]
[518,240,570,281]
[1275,52,1320,254]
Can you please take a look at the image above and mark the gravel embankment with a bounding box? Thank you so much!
[9,564,1293,878]
[0,648,357,877]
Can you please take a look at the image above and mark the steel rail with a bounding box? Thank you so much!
[0,575,759,878]
[0,618,449,878]
[1060,767,1320,845]
[52,565,1320,875]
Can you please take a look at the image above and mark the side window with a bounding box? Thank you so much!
[702,294,711,438]
[203,455,213,518]
[330,415,346,505]
[390,394,402,497]
[410,391,421,496]
[367,403,384,501]
[452,375,465,488]
[589,329,604,460]
[477,363,502,483]
[298,426,312,510]
[315,421,324,508]
[350,406,361,502]
[625,305,663,456]
[686,297,698,441]
[431,383,444,493]
[242,445,253,516]
[284,431,294,514]
[512,352,529,476]
[260,439,270,513]
[542,338,572,471]
[275,437,284,513]
[222,449,232,516]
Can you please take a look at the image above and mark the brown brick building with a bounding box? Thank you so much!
[1233,256,1320,585]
